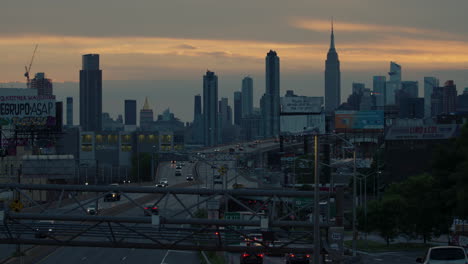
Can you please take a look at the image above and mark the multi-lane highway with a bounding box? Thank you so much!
[16,140,279,264]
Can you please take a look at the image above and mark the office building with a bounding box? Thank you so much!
[457,88,468,112]
[194,94,202,122]
[234,91,242,126]
[399,98,424,119]
[241,77,253,117]
[324,22,341,113]
[124,100,137,125]
[219,97,231,127]
[30,72,53,96]
[203,70,219,146]
[442,80,458,114]
[385,62,402,105]
[140,97,154,131]
[424,77,440,118]
[263,50,280,137]
[402,81,419,98]
[66,97,73,126]
[80,54,102,131]
[373,76,386,108]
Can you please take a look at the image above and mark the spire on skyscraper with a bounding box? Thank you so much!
[143,97,150,110]
[330,18,335,51]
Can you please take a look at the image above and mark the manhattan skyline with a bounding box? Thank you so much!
[1,0,467,123]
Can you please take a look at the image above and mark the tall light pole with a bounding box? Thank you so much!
[352,149,357,256]
[313,134,320,264]
[151,145,156,183]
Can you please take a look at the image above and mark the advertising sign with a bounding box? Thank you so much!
[280,114,326,135]
[281,96,323,114]
[386,124,460,140]
[335,110,384,132]
[0,95,56,127]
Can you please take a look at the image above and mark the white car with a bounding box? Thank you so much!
[417,246,468,264]
[158,178,168,187]
[86,207,98,215]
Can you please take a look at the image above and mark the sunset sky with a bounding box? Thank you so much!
[1,0,467,122]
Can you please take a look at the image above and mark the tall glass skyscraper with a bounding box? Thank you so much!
[385,61,402,105]
[324,23,341,113]
[373,76,386,109]
[66,97,73,126]
[233,91,242,126]
[241,76,253,118]
[263,50,280,137]
[80,54,102,131]
[124,100,137,125]
[203,70,218,146]
[424,77,439,118]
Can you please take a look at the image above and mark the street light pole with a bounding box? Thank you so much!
[352,149,357,256]
[313,134,320,264]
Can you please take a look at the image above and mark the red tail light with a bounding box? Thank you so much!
[290,254,295,257]
[215,232,219,235]
[152,207,158,210]
[144,207,149,210]
[242,253,249,257]
[257,253,264,258]
[306,254,310,258]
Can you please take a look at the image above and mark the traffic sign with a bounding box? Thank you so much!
[225,212,240,220]
[10,199,23,212]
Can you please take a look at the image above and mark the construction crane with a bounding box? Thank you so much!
[24,44,38,88]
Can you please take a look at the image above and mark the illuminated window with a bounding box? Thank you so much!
[108,135,118,144]
[121,135,131,144]
[121,145,132,152]
[81,145,93,152]
[138,134,145,143]
[81,135,93,143]
[95,135,103,144]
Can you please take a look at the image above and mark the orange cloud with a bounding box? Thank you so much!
[290,18,460,39]
[0,33,467,82]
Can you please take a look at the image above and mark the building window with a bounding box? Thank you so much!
[147,134,158,144]
[121,145,132,152]
[95,135,103,144]
[138,134,145,143]
[81,135,93,143]
[81,145,93,152]
[161,135,172,144]
[108,135,118,144]
[121,135,131,144]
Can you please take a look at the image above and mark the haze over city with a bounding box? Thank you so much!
[1,0,467,122]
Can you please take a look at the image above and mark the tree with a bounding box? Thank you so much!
[366,194,404,246]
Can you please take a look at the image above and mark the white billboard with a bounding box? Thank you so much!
[281,96,323,114]
[0,95,56,127]
[280,113,326,135]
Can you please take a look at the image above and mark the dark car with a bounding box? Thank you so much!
[286,253,310,264]
[34,220,55,238]
[143,204,159,216]
[186,175,194,181]
[240,252,264,264]
[104,191,121,202]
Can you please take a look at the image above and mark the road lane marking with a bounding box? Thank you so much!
[160,250,170,264]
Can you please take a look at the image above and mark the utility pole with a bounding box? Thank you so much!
[313,134,320,264]
[352,150,357,256]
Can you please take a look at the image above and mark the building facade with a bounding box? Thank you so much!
[124,100,137,126]
[424,77,440,118]
[234,91,242,126]
[140,97,154,131]
[66,97,73,126]
[30,72,53,96]
[203,70,219,146]
[324,24,341,113]
[80,54,102,131]
[241,76,253,118]
[263,50,280,137]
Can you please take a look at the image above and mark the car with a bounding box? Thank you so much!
[240,252,264,264]
[160,178,168,186]
[171,160,177,164]
[86,207,98,215]
[180,162,185,166]
[189,160,195,163]
[214,148,220,152]
[104,183,121,202]
[417,246,468,263]
[238,147,244,151]
[286,253,310,264]
[175,170,182,176]
[176,165,182,170]
[34,220,55,238]
[186,175,194,181]
[143,204,159,216]
[155,183,165,188]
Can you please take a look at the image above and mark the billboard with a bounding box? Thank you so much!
[281,96,323,114]
[386,124,460,140]
[335,110,384,132]
[0,95,56,127]
[280,114,326,135]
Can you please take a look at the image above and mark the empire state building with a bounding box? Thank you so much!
[324,22,341,113]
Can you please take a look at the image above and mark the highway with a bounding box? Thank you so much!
[19,140,279,264]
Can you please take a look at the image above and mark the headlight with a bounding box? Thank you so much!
[48,229,52,232]
[112,194,116,197]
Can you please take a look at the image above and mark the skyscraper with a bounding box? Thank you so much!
[80,54,102,131]
[373,76,386,109]
[203,70,218,146]
[140,97,154,130]
[442,80,458,114]
[66,97,73,126]
[424,77,439,118]
[31,72,53,96]
[124,100,137,125]
[194,94,202,122]
[241,76,253,117]
[385,61,401,105]
[233,91,242,126]
[263,50,280,137]
[324,22,341,113]
[219,97,230,127]
[402,81,418,98]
